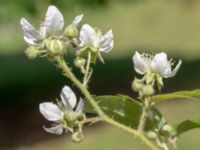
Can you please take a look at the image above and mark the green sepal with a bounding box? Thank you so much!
[76,47,98,63]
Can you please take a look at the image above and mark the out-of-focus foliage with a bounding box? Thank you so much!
[0,0,145,22]
[1,0,200,59]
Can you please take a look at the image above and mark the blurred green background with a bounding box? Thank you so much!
[0,0,200,149]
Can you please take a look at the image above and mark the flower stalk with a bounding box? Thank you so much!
[83,51,92,87]
[54,55,159,150]
[137,97,152,133]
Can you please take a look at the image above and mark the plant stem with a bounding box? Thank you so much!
[54,56,159,150]
[55,56,104,118]
[83,117,102,125]
[83,51,92,87]
[137,106,147,132]
[137,97,151,132]
[103,116,159,150]
[156,138,169,150]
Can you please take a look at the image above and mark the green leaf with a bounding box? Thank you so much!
[84,94,164,130]
[152,90,200,103]
[173,119,200,136]
[84,94,142,128]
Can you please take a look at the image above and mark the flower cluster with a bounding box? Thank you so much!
[20,5,185,149]
[20,5,113,62]
[20,5,114,139]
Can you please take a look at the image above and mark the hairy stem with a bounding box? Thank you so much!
[54,56,159,150]
[156,138,169,150]
[137,106,148,132]
[137,97,151,132]
[83,51,92,87]
[83,117,102,125]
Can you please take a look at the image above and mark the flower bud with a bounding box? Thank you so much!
[147,131,157,139]
[77,114,86,122]
[72,131,83,143]
[132,78,144,91]
[154,115,160,121]
[46,39,64,55]
[74,57,86,68]
[162,124,172,132]
[142,85,155,96]
[65,25,78,38]
[25,46,40,59]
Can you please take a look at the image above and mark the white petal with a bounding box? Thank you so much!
[42,5,64,37]
[132,51,149,74]
[60,85,77,109]
[163,60,182,78]
[151,52,171,75]
[20,18,42,45]
[39,102,63,121]
[75,98,84,115]
[79,24,99,46]
[72,14,83,27]
[99,30,114,53]
[43,124,63,135]
[24,36,38,46]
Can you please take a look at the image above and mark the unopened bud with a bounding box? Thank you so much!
[46,39,64,55]
[147,131,157,139]
[142,85,155,96]
[77,114,86,122]
[132,78,144,91]
[162,124,172,132]
[154,115,160,121]
[74,57,86,68]
[72,131,83,143]
[65,25,78,38]
[25,46,40,59]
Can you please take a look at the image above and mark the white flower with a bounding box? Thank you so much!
[20,5,83,46]
[132,51,182,78]
[79,24,114,53]
[39,85,84,135]
[20,5,64,46]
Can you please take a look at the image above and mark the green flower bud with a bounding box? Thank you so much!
[74,57,86,68]
[25,46,40,59]
[65,25,78,38]
[77,114,86,122]
[72,131,84,143]
[46,39,64,55]
[154,115,160,121]
[142,85,155,96]
[132,78,144,91]
[147,131,157,139]
[162,124,172,132]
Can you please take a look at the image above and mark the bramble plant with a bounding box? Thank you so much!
[20,5,200,150]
